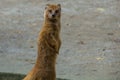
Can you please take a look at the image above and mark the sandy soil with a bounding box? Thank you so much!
[0,0,120,80]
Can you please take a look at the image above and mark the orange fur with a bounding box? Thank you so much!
[23,4,61,80]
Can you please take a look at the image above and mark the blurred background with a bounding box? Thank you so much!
[0,0,120,80]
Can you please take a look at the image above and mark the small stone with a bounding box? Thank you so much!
[103,48,106,51]
[96,57,104,60]
[114,39,120,43]
[77,41,85,45]
[66,23,70,26]
[80,41,84,44]
[96,8,105,12]
[30,45,34,48]
[107,33,114,35]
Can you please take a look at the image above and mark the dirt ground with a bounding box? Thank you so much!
[0,0,120,80]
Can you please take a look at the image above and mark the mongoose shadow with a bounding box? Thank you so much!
[0,72,70,80]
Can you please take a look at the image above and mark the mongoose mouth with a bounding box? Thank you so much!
[49,18,57,23]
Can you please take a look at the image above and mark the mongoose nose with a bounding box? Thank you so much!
[52,14,55,17]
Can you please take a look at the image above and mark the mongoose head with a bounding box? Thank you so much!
[44,4,61,22]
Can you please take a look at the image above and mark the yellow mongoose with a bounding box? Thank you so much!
[23,4,61,80]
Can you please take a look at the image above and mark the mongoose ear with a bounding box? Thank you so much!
[45,4,50,9]
[57,4,61,7]
[57,4,61,10]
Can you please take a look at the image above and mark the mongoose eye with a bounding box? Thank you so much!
[48,10,52,13]
[55,10,59,13]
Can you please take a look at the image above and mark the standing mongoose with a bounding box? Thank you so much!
[23,4,61,80]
